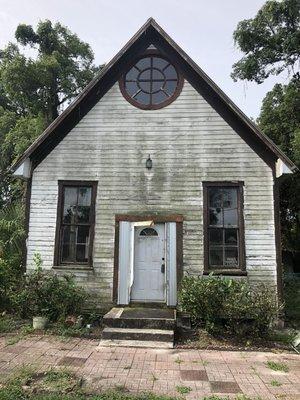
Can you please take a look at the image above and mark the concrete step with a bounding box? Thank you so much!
[103,307,176,330]
[98,339,173,349]
[101,327,174,343]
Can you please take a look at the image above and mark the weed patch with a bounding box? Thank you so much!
[266,361,289,373]
[174,357,183,364]
[176,385,192,394]
[270,380,282,387]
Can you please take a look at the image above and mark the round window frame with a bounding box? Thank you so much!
[119,51,184,110]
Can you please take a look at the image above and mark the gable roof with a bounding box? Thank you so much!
[12,18,297,174]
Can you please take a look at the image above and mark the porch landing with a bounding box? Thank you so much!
[99,307,176,348]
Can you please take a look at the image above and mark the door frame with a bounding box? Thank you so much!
[113,214,183,306]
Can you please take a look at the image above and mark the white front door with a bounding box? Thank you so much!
[131,224,165,302]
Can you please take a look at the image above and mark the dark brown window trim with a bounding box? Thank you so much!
[119,50,184,110]
[54,180,98,268]
[202,181,246,273]
[113,214,183,303]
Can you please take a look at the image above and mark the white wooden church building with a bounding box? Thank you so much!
[13,19,297,311]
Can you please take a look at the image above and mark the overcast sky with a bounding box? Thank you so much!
[0,0,288,119]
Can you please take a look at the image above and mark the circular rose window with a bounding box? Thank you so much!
[120,54,183,109]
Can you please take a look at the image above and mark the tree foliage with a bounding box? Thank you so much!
[232,0,300,263]
[232,0,300,83]
[0,20,98,208]
[258,79,300,254]
[258,79,300,161]
[0,20,99,306]
[1,20,98,122]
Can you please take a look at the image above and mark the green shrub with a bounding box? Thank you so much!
[13,254,88,322]
[0,202,26,312]
[178,275,279,337]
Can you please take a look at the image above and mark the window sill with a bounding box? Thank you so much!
[203,269,247,276]
[53,264,94,271]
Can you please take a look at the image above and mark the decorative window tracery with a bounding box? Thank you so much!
[120,54,183,109]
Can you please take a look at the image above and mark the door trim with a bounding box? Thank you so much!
[113,214,183,304]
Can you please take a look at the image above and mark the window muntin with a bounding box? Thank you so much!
[204,183,244,270]
[56,182,96,265]
[120,54,183,109]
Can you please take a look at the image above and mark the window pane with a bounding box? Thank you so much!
[165,80,177,95]
[125,81,138,96]
[139,81,151,93]
[208,188,222,208]
[126,67,138,80]
[223,188,237,208]
[152,91,167,104]
[152,80,163,92]
[134,91,150,105]
[225,228,238,245]
[164,64,177,79]
[209,228,223,244]
[63,187,77,223]
[77,225,90,244]
[209,247,223,266]
[224,247,238,267]
[140,227,158,236]
[76,226,90,262]
[224,208,238,226]
[152,57,168,70]
[136,57,151,70]
[76,245,88,262]
[77,206,90,223]
[139,69,151,80]
[152,69,164,80]
[61,225,77,262]
[78,187,91,206]
[209,208,223,226]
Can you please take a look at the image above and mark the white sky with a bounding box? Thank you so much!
[0,0,289,119]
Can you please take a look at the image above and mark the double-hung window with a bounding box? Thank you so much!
[55,181,97,266]
[203,182,245,272]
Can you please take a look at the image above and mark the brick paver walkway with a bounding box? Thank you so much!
[0,334,299,399]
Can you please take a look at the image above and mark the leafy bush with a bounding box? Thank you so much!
[13,254,88,322]
[0,202,25,311]
[178,275,279,337]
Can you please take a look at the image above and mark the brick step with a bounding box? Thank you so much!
[101,327,174,343]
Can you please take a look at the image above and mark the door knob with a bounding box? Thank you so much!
[161,264,165,273]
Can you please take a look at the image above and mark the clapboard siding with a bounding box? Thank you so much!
[27,80,277,305]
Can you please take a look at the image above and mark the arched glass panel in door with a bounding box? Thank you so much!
[139,227,158,237]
